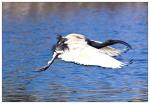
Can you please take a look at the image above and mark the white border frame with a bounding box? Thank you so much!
[1,0,149,103]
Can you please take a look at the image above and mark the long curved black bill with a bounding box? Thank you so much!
[98,39,132,49]
[35,52,59,72]
[87,39,132,50]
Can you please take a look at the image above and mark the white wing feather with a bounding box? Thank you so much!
[92,40,122,57]
[99,46,121,57]
[58,43,125,69]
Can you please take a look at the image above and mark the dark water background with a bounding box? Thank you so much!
[2,2,148,102]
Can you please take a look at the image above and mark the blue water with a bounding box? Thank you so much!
[2,3,148,102]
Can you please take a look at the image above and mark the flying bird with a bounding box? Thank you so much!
[37,33,132,71]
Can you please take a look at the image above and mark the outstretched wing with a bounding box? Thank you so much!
[60,45,126,69]
[99,46,122,57]
[86,39,131,57]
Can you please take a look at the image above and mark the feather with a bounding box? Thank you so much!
[41,33,132,70]
[99,46,121,57]
[58,44,125,69]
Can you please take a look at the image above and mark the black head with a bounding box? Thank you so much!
[52,35,69,53]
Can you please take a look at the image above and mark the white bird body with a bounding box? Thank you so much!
[57,34,125,68]
[58,46,125,68]
[65,33,122,56]
[37,33,131,71]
